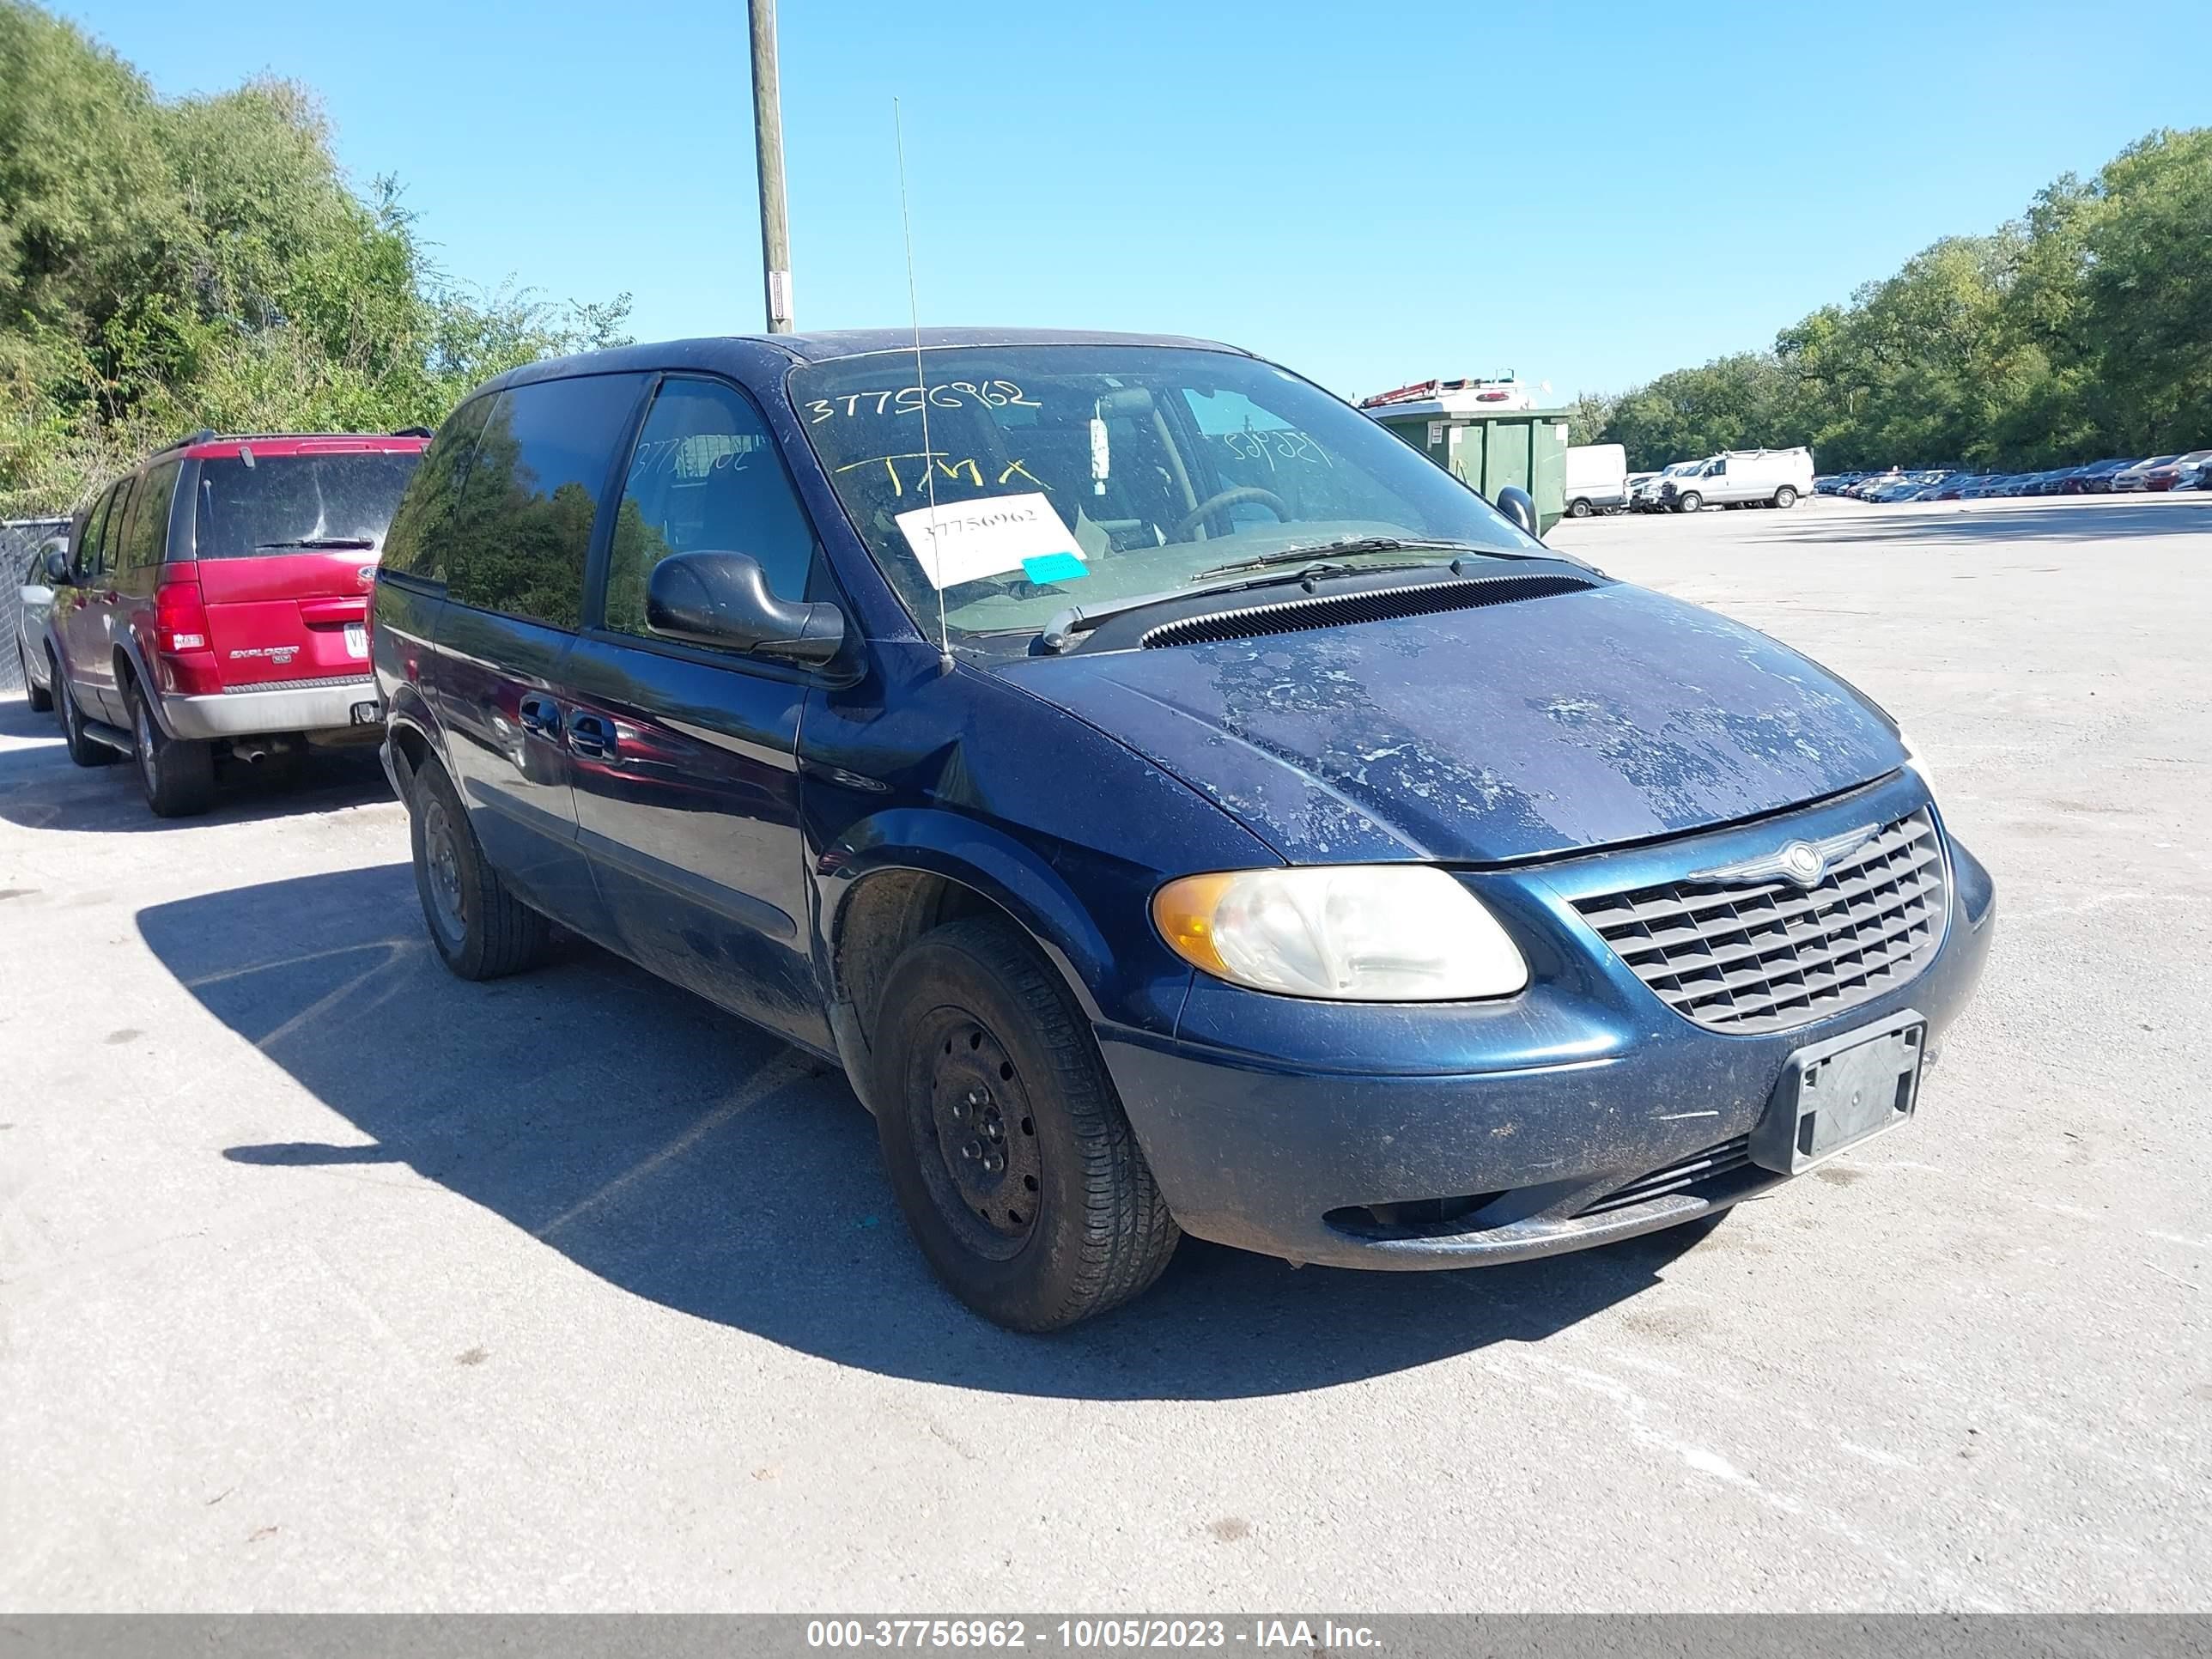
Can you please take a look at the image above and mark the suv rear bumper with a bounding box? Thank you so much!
[159,678,380,741]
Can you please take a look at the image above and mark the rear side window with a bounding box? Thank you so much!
[605,376,818,637]
[83,480,131,575]
[192,451,422,560]
[118,461,181,569]
[383,398,495,584]
[446,374,650,631]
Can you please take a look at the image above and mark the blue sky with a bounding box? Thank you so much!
[72,0,2209,402]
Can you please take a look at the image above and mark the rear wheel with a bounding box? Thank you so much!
[1567,497,1593,519]
[1676,491,1703,514]
[58,672,118,768]
[129,684,215,817]
[1772,485,1798,509]
[409,756,549,980]
[872,917,1179,1331]
[21,644,52,713]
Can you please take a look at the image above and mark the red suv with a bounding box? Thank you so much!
[42,429,428,816]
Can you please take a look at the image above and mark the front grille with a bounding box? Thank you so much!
[1573,809,1947,1034]
[1576,1135,1753,1218]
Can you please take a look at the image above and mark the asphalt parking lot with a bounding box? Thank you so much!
[3,493,2207,1611]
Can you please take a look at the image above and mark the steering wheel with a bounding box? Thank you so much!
[1173,486,1291,542]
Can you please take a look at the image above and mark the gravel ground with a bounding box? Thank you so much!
[2,493,2206,1611]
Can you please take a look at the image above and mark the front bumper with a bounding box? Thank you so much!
[158,678,380,741]
[1097,774,1996,1270]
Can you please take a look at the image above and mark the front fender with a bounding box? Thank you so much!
[819,807,1170,1030]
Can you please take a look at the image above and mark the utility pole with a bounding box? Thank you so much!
[748,0,794,333]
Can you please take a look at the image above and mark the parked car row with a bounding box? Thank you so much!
[1817,450,2212,502]
[16,328,1995,1332]
[1626,447,1817,513]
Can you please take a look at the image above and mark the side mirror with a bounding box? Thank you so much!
[645,550,846,668]
[1494,485,1540,539]
[42,547,71,585]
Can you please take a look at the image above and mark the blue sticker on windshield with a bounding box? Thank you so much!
[1022,551,1088,584]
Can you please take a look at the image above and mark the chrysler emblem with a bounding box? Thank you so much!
[1691,823,1878,889]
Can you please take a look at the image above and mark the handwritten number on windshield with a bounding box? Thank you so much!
[806,380,1042,422]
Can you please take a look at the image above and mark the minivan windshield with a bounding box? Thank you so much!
[192,451,422,560]
[791,345,1544,641]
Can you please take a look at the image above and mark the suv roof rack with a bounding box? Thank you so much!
[391,425,434,439]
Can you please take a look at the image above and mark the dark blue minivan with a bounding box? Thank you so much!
[370,329,1995,1329]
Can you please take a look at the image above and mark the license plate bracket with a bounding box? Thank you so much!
[1751,1009,1927,1176]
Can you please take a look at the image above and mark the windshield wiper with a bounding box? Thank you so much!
[254,537,375,551]
[1037,557,1444,653]
[1187,537,1497,581]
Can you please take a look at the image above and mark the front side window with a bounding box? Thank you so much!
[446,374,651,631]
[193,451,422,561]
[604,377,817,639]
[790,344,1540,643]
[382,398,495,584]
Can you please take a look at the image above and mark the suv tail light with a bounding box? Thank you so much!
[154,562,222,696]
[156,563,209,652]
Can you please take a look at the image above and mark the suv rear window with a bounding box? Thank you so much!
[191,452,422,561]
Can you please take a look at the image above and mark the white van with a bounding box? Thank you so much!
[1659,448,1815,513]
[1563,444,1629,517]
[1632,459,1712,512]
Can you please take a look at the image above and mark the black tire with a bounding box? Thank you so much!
[1772,485,1798,509]
[1676,491,1703,514]
[1567,497,1593,519]
[872,917,1180,1331]
[409,755,549,980]
[58,670,118,768]
[22,645,52,713]
[128,683,215,817]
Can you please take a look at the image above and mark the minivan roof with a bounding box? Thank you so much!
[473,327,1249,399]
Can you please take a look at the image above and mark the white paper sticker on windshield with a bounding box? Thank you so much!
[896,493,1085,590]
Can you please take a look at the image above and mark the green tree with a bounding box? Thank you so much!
[0,2,630,514]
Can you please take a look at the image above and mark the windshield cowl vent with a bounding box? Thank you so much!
[1137,571,1595,650]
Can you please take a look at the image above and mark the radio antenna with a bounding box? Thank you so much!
[894,97,952,673]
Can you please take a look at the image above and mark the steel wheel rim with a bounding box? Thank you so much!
[420,796,467,946]
[907,1008,1042,1261]
[135,702,157,790]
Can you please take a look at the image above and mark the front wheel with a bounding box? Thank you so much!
[872,917,1180,1331]
[21,645,52,713]
[1772,486,1798,509]
[1567,498,1593,519]
[130,686,215,817]
[1675,491,1703,514]
[58,672,118,768]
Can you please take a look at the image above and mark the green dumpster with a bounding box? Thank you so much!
[1361,380,1571,535]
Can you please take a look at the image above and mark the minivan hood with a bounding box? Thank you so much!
[992,581,1904,865]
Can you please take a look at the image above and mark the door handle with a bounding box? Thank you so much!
[565,709,619,763]
[517,694,562,738]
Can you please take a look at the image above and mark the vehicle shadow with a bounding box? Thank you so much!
[0,695,391,832]
[140,863,1706,1401]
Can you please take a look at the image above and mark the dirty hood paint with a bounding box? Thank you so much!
[993,581,1905,864]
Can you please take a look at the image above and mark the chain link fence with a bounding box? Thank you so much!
[2,518,71,695]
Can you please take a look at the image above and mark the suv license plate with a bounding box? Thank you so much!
[1751,1011,1926,1176]
[344,622,368,659]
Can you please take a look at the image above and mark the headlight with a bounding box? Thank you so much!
[1152,866,1528,1001]
[1899,729,1936,796]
